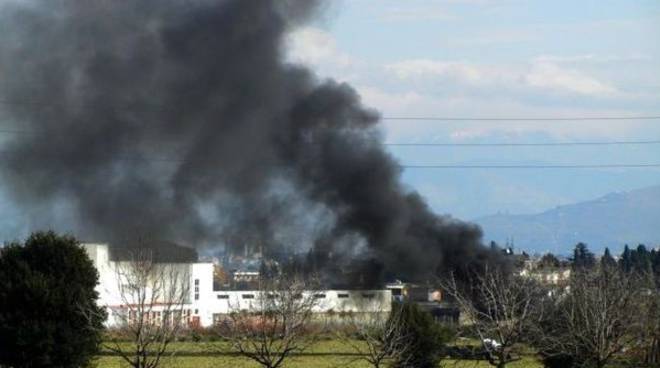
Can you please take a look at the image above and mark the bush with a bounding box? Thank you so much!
[392,302,454,368]
[540,353,577,368]
[0,232,106,368]
[191,330,202,342]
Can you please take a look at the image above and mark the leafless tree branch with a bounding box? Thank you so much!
[439,267,545,368]
[533,265,645,368]
[216,274,321,368]
[105,248,191,368]
[338,303,412,368]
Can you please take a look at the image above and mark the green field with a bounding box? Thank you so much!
[95,356,543,368]
[95,340,544,368]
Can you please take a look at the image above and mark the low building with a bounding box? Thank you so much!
[83,243,391,328]
[519,267,571,286]
[385,281,430,302]
[386,280,460,324]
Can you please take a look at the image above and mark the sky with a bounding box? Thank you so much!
[286,0,660,220]
[0,0,659,241]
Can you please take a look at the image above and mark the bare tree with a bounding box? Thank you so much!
[535,265,643,368]
[216,274,320,368]
[632,280,660,366]
[440,268,544,368]
[339,304,412,368]
[105,249,191,368]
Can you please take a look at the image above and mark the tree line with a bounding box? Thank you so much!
[440,242,660,368]
[0,232,449,368]
[2,232,660,368]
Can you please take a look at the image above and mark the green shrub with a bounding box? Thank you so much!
[540,353,577,368]
[0,232,107,368]
[392,302,454,368]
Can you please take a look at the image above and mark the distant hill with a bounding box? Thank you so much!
[474,185,660,255]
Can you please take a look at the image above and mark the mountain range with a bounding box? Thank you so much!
[473,184,660,255]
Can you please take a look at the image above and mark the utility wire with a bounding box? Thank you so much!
[384,140,660,147]
[382,116,660,121]
[1,98,660,122]
[0,127,658,147]
[401,163,660,169]
[0,150,657,169]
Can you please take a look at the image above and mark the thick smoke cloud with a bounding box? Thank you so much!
[0,0,500,284]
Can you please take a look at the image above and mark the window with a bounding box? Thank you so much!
[194,279,199,285]
[242,294,255,299]
[217,294,229,299]
[194,309,198,314]
[362,293,375,299]
[314,293,326,299]
[337,293,350,298]
[195,293,199,300]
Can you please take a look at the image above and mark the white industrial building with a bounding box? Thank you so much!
[82,243,392,328]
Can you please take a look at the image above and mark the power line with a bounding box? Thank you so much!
[0,128,658,147]
[382,116,660,121]
[2,98,660,122]
[401,163,660,169]
[0,150,657,169]
[384,140,660,147]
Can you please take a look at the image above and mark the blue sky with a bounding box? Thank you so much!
[287,0,660,219]
[0,0,658,241]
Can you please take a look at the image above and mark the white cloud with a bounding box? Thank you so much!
[284,30,648,142]
[385,59,483,83]
[354,82,641,142]
[524,61,617,96]
[376,6,456,22]
[372,0,507,23]
[286,26,628,104]
[447,30,538,46]
[385,58,620,97]
[285,27,356,72]
[535,54,652,64]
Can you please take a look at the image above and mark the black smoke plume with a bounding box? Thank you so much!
[0,0,503,285]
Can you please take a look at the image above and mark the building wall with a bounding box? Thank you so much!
[191,263,215,327]
[207,289,391,314]
[83,243,391,328]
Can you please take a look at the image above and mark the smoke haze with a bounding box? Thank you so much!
[0,0,500,284]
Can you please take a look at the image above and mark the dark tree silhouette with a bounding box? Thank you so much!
[571,243,595,270]
[632,244,652,274]
[0,231,106,368]
[392,303,453,368]
[539,253,561,269]
[620,245,633,273]
[601,248,616,268]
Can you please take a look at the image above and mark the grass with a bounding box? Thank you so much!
[100,338,358,355]
[440,357,542,368]
[95,355,372,368]
[95,340,545,368]
[95,356,544,368]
